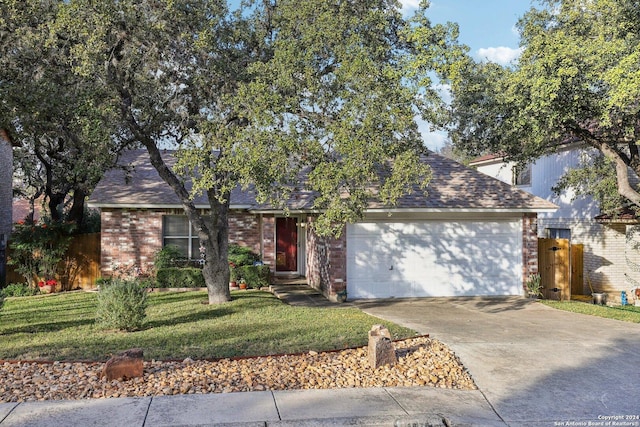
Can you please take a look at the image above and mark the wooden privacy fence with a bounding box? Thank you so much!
[538,238,583,301]
[6,232,101,289]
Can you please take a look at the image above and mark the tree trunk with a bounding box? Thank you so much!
[66,188,86,227]
[601,143,640,207]
[199,197,231,304]
[137,138,232,304]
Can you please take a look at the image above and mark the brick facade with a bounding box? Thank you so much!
[522,213,539,290]
[305,217,347,301]
[228,212,261,255]
[100,209,163,276]
[100,209,266,277]
[261,216,276,269]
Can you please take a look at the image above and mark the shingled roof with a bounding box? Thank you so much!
[89,149,557,213]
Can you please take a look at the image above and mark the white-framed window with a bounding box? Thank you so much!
[513,163,532,186]
[547,228,571,240]
[162,215,200,259]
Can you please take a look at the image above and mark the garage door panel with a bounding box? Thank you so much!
[347,220,523,299]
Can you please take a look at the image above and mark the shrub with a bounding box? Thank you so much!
[235,265,270,289]
[156,267,205,288]
[526,273,543,298]
[0,282,40,297]
[95,279,148,331]
[153,245,185,269]
[228,244,260,267]
[7,220,75,286]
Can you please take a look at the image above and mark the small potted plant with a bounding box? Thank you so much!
[525,274,543,298]
[229,263,238,289]
[239,278,248,290]
[38,279,58,294]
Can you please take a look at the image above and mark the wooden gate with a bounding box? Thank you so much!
[538,238,569,300]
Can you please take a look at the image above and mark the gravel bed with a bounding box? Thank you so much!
[0,336,475,403]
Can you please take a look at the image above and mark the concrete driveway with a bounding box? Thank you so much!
[356,297,640,427]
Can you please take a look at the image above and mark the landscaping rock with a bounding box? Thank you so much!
[101,348,144,381]
[367,324,397,369]
[0,337,475,403]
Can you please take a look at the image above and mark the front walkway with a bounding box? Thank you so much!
[269,283,349,308]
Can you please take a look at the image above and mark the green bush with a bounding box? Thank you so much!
[0,282,39,297]
[156,267,205,288]
[235,265,270,289]
[153,245,185,269]
[95,279,148,331]
[8,220,75,286]
[228,244,260,267]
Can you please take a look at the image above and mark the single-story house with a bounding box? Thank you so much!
[88,150,557,301]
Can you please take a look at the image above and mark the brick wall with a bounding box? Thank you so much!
[228,212,261,254]
[100,209,264,277]
[305,216,347,301]
[100,209,163,276]
[261,216,276,271]
[522,213,539,291]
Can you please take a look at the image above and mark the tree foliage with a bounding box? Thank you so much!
[0,0,132,226]
[3,0,460,303]
[446,0,640,213]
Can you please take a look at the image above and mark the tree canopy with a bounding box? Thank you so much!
[2,0,461,303]
[0,1,131,226]
[446,0,640,213]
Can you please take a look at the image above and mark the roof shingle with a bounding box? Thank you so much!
[89,149,557,212]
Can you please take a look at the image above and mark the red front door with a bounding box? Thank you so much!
[276,217,298,272]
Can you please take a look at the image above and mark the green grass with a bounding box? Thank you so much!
[0,290,417,362]
[541,300,640,323]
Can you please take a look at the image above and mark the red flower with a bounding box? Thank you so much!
[38,281,45,287]
[46,279,57,286]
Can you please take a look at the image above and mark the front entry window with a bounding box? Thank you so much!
[163,215,200,259]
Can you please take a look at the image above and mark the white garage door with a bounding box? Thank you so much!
[346,219,523,299]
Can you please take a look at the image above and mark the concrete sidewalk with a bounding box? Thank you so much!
[0,386,504,426]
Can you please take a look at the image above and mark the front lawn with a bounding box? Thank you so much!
[0,290,417,361]
[541,300,640,323]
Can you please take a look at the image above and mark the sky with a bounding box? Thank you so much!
[401,0,536,150]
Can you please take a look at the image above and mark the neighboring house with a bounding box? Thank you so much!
[88,150,556,301]
[470,143,637,301]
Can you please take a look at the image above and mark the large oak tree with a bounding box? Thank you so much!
[5,0,459,303]
[445,0,640,213]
